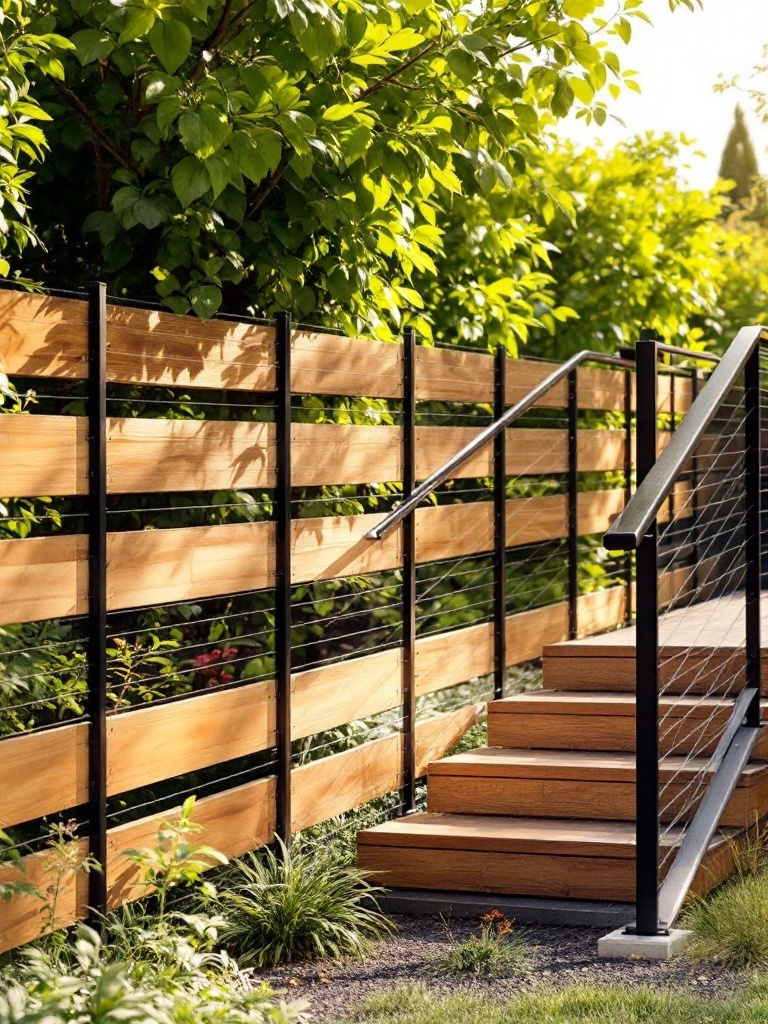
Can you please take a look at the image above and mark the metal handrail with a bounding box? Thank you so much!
[366,349,635,541]
[605,325,766,551]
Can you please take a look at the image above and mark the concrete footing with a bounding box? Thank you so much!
[598,926,692,959]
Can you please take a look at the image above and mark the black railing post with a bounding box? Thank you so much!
[691,368,700,596]
[86,282,108,922]
[402,327,417,811]
[623,367,634,624]
[634,331,661,936]
[744,344,762,727]
[275,312,293,845]
[494,347,507,699]
[568,369,579,639]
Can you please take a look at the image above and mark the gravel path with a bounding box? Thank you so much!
[256,915,746,1021]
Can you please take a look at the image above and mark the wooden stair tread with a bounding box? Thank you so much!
[430,747,767,785]
[489,691,732,718]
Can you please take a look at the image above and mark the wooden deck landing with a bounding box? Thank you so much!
[358,594,768,910]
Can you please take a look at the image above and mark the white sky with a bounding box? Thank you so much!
[557,0,768,190]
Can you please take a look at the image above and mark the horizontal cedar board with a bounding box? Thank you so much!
[0,723,88,828]
[1,488,640,622]
[0,417,632,496]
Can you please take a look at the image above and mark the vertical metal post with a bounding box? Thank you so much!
[402,327,417,811]
[86,282,108,921]
[567,370,579,639]
[691,368,700,596]
[623,368,634,624]
[634,333,661,935]
[493,347,507,700]
[274,312,293,845]
[744,345,762,727]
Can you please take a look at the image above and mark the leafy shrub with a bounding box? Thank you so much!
[0,925,304,1024]
[431,911,534,978]
[215,838,392,966]
[682,871,768,969]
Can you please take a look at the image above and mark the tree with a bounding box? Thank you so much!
[718,105,760,206]
[2,0,695,334]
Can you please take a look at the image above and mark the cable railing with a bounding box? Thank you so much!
[605,325,768,936]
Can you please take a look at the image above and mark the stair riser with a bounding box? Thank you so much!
[487,712,768,758]
[543,654,768,694]
[357,843,734,903]
[427,776,768,829]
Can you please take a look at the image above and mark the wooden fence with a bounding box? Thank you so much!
[0,286,695,952]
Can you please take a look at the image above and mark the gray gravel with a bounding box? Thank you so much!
[255,914,747,1021]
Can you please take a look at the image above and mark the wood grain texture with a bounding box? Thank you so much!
[0,534,87,625]
[292,329,401,398]
[107,522,276,610]
[0,292,88,380]
[106,306,275,391]
[0,723,88,828]
[291,513,402,583]
[291,647,402,741]
[107,680,276,795]
[415,347,492,403]
[0,415,87,497]
[415,427,571,479]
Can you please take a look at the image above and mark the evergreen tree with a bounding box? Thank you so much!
[718,106,760,204]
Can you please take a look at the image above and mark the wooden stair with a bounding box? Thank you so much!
[357,605,768,907]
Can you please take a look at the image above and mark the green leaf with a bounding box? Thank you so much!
[189,283,222,319]
[171,156,211,207]
[562,0,596,16]
[205,154,230,198]
[228,129,281,184]
[118,8,156,45]
[179,108,231,159]
[447,48,476,84]
[71,28,114,65]
[551,76,575,118]
[381,28,424,52]
[148,17,192,75]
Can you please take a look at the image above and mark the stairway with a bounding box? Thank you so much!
[357,626,768,907]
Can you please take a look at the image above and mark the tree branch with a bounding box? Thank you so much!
[190,0,234,83]
[357,39,440,100]
[52,80,141,175]
[241,159,288,224]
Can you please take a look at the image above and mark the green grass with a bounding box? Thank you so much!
[682,870,768,969]
[331,980,768,1024]
[430,912,535,978]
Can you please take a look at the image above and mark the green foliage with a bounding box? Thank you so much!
[681,870,768,970]
[8,0,658,333]
[215,837,392,966]
[0,0,74,279]
[431,911,535,978]
[718,105,761,207]
[338,980,768,1024]
[0,924,303,1024]
[122,795,228,924]
[0,828,41,905]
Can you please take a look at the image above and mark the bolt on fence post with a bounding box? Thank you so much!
[86,281,108,924]
[275,312,293,846]
[493,346,508,700]
[744,344,762,727]
[623,367,634,624]
[402,327,417,812]
[633,331,661,936]
[567,369,579,639]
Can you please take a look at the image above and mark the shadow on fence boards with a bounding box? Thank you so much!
[0,284,693,952]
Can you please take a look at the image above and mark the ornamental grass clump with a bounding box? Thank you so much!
[215,838,393,966]
[682,871,768,970]
[432,910,535,978]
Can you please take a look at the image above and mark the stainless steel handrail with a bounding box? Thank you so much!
[366,349,635,541]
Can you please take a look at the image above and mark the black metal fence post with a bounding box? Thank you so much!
[691,368,700,596]
[623,367,634,624]
[275,312,293,845]
[567,370,579,639]
[402,327,417,811]
[493,347,507,700]
[86,282,108,921]
[634,332,661,935]
[744,345,762,727]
